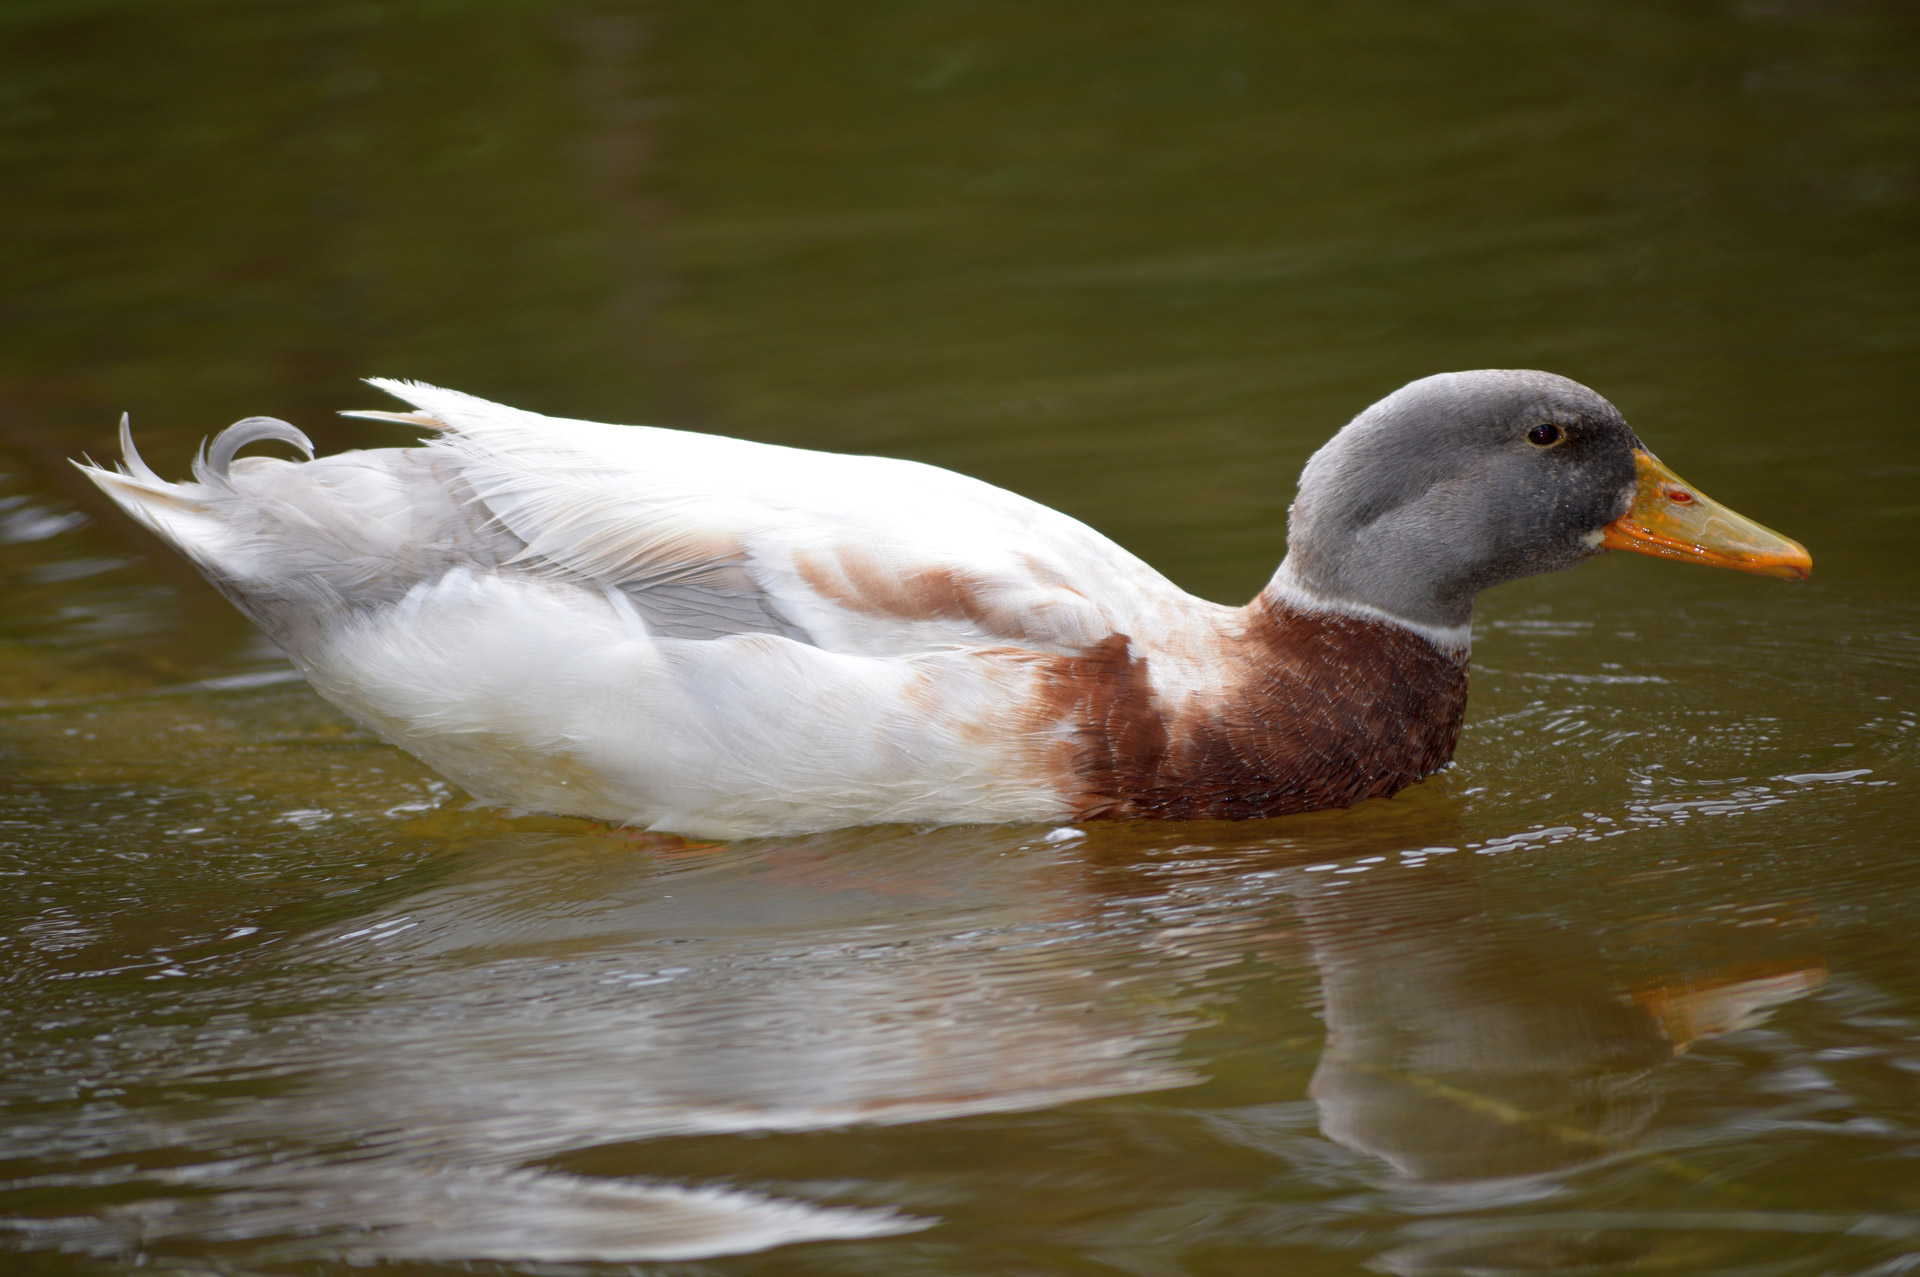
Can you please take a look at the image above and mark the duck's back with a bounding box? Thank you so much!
[360,381,1219,654]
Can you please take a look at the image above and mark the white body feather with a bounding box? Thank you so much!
[80,381,1238,837]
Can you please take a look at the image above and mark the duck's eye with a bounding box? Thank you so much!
[1527,423,1563,447]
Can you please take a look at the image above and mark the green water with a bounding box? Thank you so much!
[3,2,1918,1272]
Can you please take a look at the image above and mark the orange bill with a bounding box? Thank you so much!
[1600,450,1811,580]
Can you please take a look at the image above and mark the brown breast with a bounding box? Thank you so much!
[1045,593,1469,821]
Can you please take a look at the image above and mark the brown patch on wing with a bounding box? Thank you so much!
[794,545,1059,645]
[1029,594,1469,821]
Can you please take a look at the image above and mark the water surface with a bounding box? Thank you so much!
[3,2,1918,1273]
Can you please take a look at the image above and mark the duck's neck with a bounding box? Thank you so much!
[1067,590,1470,821]
[1269,556,1473,657]
[1211,588,1471,815]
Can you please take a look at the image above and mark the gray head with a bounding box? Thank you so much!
[1279,370,1642,631]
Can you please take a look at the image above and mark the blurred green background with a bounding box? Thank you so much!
[3,2,1918,1273]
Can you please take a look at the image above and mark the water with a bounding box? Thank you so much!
[3,1,1918,1272]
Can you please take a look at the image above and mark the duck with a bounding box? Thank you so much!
[78,371,1810,838]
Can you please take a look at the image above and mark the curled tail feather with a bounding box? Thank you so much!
[76,412,316,558]
[198,416,314,484]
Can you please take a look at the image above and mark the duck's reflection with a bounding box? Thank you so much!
[1302,865,1668,1182]
[46,815,1822,1267]
[1292,860,1819,1185]
[74,824,1216,1264]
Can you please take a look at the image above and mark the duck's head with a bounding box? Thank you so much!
[1279,370,1810,634]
